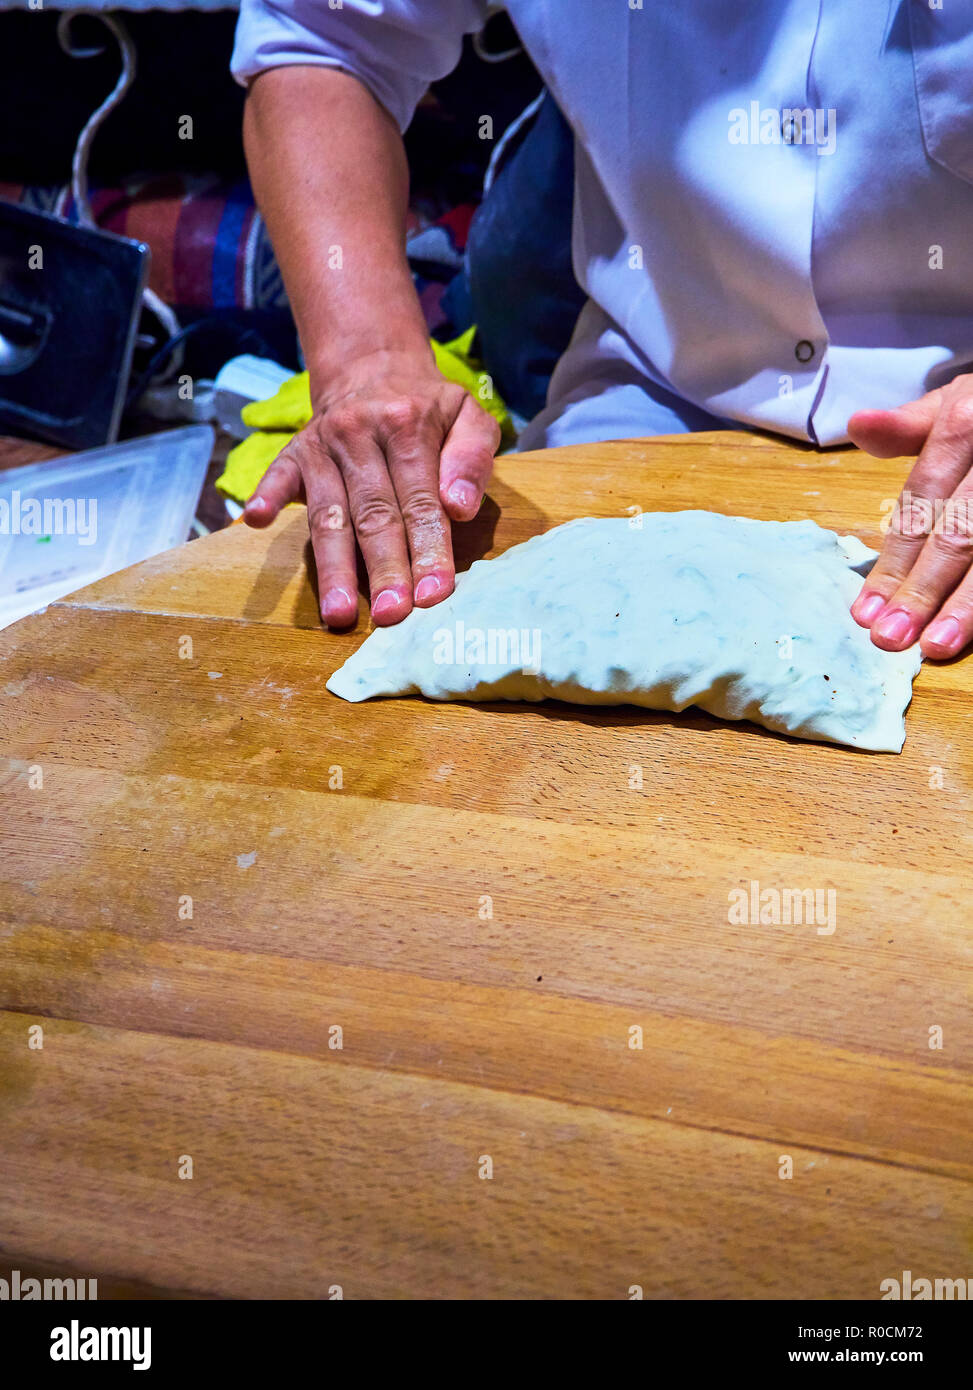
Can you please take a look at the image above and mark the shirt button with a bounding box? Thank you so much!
[795,339,815,363]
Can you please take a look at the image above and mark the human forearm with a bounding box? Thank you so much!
[243,64,433,397]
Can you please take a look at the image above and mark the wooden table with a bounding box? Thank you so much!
[1,431,970,1300]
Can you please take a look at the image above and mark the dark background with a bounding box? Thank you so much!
[0,9,541,202]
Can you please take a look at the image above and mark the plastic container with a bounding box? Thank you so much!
[0,424,213,630]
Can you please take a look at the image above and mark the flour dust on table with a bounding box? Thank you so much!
[327,513,923,752]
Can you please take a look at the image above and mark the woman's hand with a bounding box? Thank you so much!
[848,377,973,658]
[240,68,500,628]
[243,350,500,627]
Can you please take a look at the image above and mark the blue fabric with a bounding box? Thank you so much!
[461,91,586,421]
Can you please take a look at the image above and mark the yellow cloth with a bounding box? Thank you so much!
[216,327,513,504]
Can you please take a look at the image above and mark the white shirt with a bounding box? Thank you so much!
[232,0,973,447]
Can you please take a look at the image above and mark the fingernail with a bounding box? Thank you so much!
[924,616,961,651]
[446,480,479,513]
[856,589,884,622]
[245,496,267,512]
[372,588,408,619]
[872,608,917,645]
[414,575,443,604]
[322,587,355,623]
[855,591,886,624]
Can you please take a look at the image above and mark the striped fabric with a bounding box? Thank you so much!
[0,175,473,328]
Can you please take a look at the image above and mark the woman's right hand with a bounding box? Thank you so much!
[243,349,500,627]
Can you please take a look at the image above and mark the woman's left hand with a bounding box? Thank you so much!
[848,377,973,659]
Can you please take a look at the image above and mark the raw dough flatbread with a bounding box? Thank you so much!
[327,512,922,752]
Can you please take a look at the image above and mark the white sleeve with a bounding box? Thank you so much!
[231,0,490,133]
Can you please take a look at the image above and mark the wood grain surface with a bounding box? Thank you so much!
[0,431,970,1300]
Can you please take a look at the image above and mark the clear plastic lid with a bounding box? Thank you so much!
[0,424,213,630]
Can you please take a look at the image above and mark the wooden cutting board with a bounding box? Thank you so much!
[1,431,970,1299]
